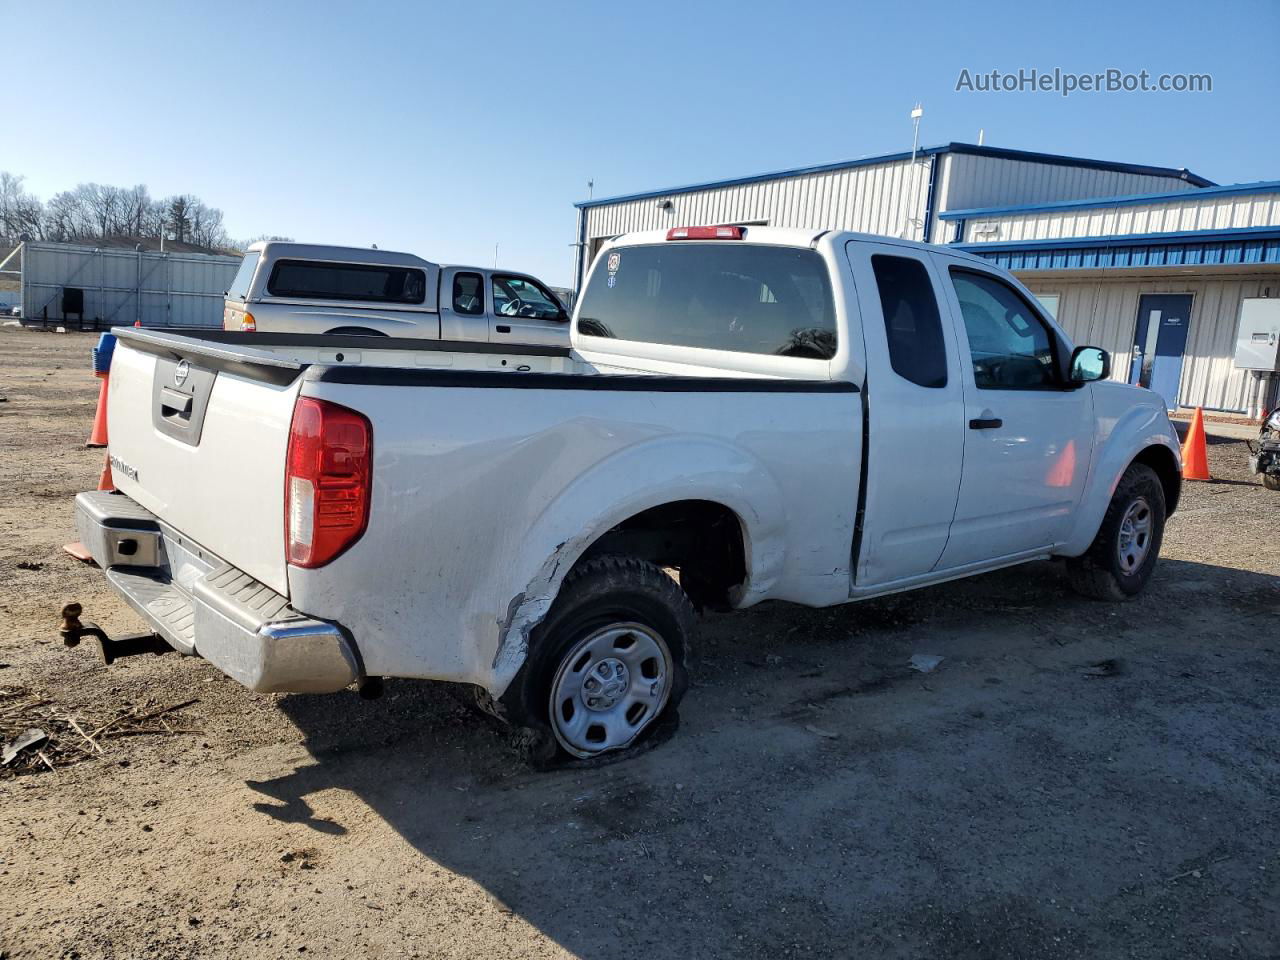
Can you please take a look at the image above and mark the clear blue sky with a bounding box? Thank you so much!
[8,0,1278,286]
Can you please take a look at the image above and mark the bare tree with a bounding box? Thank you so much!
[120,185,152,237]
[45,188,93,240]
[1,171,243,250]
[0,172,45,239]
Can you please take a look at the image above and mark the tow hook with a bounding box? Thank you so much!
[60,602,173,665]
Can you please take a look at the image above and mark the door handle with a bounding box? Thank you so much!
[495,324,511,333]
[159,386,193,419]
[969,417,1003,430]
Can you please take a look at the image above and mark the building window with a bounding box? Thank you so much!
[1034,293,1060,320]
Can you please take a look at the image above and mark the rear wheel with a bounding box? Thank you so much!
[1263,473,1280,491]
[502,555,693,762]
[1067,463,1166,601]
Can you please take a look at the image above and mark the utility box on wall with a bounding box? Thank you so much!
[1234,298,1280,371]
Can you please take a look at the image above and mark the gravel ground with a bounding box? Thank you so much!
[1,326,1277,960]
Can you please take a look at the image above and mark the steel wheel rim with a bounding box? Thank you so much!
[549,622,672,758]
[1116,496,1153,574]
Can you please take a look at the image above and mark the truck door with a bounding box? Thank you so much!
[845,241,966,586]
[439,268,492,342]
[934,264,1094,568]
[489,273,571,346]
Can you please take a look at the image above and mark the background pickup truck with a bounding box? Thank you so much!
[223,241,570,345]
[78,225,1181,762]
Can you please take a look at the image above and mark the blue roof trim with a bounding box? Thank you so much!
[940,179,1280,220]
[575,142,1213,209]
[956,226,1280,272]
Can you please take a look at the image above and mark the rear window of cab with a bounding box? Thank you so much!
[266,259,427,305]
[576,243,836,359]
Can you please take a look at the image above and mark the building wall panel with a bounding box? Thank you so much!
[956,189,1280,243]
[1023,272,1280,412]
[931,154,1201,243]
[940,153,1199,212]
[581,157,933,277]
[20,242,239,327]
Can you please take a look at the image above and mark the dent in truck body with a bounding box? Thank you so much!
[287,379,860,698]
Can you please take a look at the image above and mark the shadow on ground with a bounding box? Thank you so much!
[247,559,1280,958]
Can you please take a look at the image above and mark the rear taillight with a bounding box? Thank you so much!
[241,312,256,332]
[666,225,743,240]
[285,397,372,568]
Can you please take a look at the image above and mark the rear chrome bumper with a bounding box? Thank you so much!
[74,490,361,693]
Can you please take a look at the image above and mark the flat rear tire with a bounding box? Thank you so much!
[502,555,694,762]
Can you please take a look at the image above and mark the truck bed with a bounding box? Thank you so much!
[116,327,577,380]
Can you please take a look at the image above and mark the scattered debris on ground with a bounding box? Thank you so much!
[908,653,944,673]
[0,685,201,776]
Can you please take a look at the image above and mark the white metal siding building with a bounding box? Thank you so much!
[574,143,1207,284]
[9,241,240,328]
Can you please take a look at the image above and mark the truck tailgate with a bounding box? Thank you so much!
[105,333,302,596]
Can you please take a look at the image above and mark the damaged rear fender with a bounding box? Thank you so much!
[488,435,786,694]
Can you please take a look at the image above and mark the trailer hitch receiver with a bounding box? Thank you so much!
[60,602,173,665]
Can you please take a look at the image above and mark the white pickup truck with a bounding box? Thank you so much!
[223,241,570,346]
[74,226,1181,761]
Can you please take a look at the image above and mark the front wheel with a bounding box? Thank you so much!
[502,555,693,762]
[1067,463,1167,601]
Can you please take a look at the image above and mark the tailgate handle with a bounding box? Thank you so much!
[159,387,193,419]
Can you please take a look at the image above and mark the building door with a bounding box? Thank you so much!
[1129,294,1193,410]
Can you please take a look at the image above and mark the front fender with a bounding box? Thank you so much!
[492,434,789,690]
[1059,383,1182,557]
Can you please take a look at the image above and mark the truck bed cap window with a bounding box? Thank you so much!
[267,259,427,305]
[226,252,260,301]
[576,244,836,360]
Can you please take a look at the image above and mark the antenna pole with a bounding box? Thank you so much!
[900,103,924,239]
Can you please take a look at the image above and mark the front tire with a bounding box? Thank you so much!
[1067,463,1166,601]
[502,556,694,762]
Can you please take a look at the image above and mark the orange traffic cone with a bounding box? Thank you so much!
[98,451,115,492]
[1181,406,1211,481]
[86,373,109,448]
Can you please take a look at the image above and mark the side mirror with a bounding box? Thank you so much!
[1070,345,1110,383]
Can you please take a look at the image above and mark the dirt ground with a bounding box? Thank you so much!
[1,325,1277,960]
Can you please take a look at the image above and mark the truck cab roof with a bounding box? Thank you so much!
[601,226,1000,269]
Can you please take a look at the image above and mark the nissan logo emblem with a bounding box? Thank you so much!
[174,359,190,387]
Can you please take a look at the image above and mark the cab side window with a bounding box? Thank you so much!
[492,275,564,320]
[452,272,484,316]
[872,254,947,388]
[949,269,1058,390]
